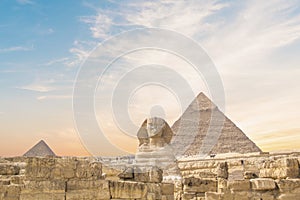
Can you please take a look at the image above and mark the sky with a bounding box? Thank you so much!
[0,0,300,156]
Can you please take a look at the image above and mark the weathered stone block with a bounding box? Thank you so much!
[66,190,110,200]
[20,193,65,200]
[217,178,227,193]
[183,177,217,193]
[10,175,25,185]
[146,183,162,199]
[75,160,102,180]
[276,178,300,193]
[227,180,250,191]
[182,192,196,200]
[243,171,258,179]
[259,158,299,179]
[0,179,10,186]
[52,158,76,179]
[161,183,174,195]
[109,181,147,199]
[25,157,55,180]
[133,166,163,183]
[277,193,300,200]
[250,178,276,191]
[149,166,163,183]
[217,162,228,179]
[250,191,275,200]
[205,192,223,200]
[21,180,65,193]
[67,179,108,191]
[0,164,20,175]
[161,195,174,200]
[118,167,134,180]
[231,191,251,200]
[0,185,22,200]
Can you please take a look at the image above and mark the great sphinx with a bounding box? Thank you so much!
[135,117,177,173]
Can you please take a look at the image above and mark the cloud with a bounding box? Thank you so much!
[37,95,72,101]
[43,57,69,66]
[74,0,300,152]
[17,84,55,92]
[0,46,33,53]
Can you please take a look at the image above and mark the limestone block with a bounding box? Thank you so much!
[162,194,174,200]
[205,192,223,200]
[10,175,25,185]
[75,160,102,180]
[196,171,216,179]
[0,164,20,175]
[25,157,55,180]
[250,178,276,191]
[20,193,65,200]
[145,183,161,199]
[227,180,250,191]
[217,178,227,193]
[66,190,110,200]
[21,180,65,193]
[259,158,299,179]
[161,183,174,195]
[133,166,163,183]
[67,179,108,191]
[277,193,300,200]
[149,166,163,183]
[243,171,258,179]
[109,181,147,199]
[65,180,110,200]
[183,177,217,193]
[182,192,196,200]
[231,191,251,200]
[276,178,300,193]
[146,192,156,200]
[52,158,76,179]
[250,191,275,200]
[118,167,134,180]
[0,179,10,186]
[217,162,228,179]
[0,185,22,200]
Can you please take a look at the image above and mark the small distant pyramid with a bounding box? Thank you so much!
[23,140,56,157]
[171,92,261,156]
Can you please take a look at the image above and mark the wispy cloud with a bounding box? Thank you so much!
[0,46,33,53]
[37,95,72,101]
[17,84,55,92]
[43,57,69,66]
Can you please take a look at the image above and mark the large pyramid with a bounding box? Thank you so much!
[171,92,261,157]
[23,140,56,157]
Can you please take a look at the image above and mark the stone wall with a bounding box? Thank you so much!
[0,157,174,200]
[177,152,300,199]
[1,153,300,200]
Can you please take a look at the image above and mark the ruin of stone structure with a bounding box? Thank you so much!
[1,152,300,199]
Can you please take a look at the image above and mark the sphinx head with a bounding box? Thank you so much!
[146,117,166,138]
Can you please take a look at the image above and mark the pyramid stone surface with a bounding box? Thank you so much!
[23,140,56,157]
[171,92,261,157]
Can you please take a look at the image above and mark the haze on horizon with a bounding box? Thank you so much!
[0,0,300,157]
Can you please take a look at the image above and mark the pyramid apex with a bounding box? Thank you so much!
[191,92,217,111]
